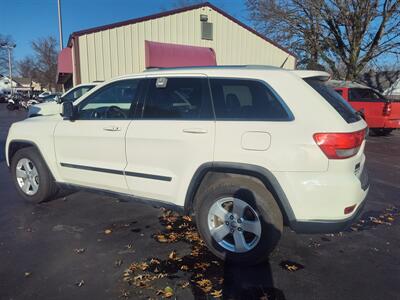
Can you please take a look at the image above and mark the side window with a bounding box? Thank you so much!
[210,79,290,120]
[349,88,385,102]
[63,85,94,102]
[335,89,343,96]
[77,80,140,120]
[142,77,213,120]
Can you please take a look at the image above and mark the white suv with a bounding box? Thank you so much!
[6,66,369,264]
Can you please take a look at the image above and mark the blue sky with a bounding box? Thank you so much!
[2,0,247,61]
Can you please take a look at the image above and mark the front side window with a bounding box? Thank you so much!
[77,79,140,120]
[143,77,212,120]
[62,85,95,102]
[349,88,386,102]
[210,79,291,120]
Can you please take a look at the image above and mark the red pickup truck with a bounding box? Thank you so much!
[328,81,400,136]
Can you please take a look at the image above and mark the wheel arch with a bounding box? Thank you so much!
[184,162,296,225]
[7,140,51,174]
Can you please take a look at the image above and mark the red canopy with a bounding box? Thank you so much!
[145,40,217,69]
[57,47,73,84]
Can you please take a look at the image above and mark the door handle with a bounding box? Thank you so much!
[182,128,208,134]
[103,126,121,132]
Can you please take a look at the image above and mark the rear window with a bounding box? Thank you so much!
[305,79,361,123]
[349,88,386,102]
[209,79,291,120]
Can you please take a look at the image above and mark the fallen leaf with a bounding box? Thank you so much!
[164,286,174,298]
[76,280,85,287]
[115,259,123,267]
[180,281,190,288]
[104,229,112,234]
[211,289,223,298]
[168,250,177,260]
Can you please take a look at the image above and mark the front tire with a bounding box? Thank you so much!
[195,176,283,265]
[10,147,58,203]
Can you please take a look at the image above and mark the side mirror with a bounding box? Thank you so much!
[55,95,61,103]
[61,101,76,120]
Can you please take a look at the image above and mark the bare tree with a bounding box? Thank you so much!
[246,0,400,80]
[0,34,15,75]
[16,56,38,79]
[30,36,59,90]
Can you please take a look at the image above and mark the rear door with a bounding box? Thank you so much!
[124,75,215,205]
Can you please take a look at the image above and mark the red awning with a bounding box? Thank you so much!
[145,41,217,69]
[57,47,73,84]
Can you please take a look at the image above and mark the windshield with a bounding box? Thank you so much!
[349,88,387,102]
[62,85,95,102]
[305,79,361,124]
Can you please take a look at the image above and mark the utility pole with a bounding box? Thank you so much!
[57,0,63,50]
[0,43,16,97]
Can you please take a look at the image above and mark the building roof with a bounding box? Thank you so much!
[359,71,400,92]
[66,2,296,58]
[13,77,32,86]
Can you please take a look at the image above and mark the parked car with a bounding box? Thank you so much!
[329,80,400,136]
[28,83,98,117]
[37,91,52,99]
[6,66,369,264]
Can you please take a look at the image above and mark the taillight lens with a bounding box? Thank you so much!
[313,129,366,159]
[383,102,392,116]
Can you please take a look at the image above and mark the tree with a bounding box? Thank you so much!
[246,0,400,80]
[0,34,15,76]
[31,36,58,89]
[16,56,38,79]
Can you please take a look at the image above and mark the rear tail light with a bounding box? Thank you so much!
[383,102,392,116]
[313,129,366,159]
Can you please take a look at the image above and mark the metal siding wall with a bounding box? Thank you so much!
[76,7,295,83]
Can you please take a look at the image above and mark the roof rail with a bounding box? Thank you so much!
[143,65,281,72]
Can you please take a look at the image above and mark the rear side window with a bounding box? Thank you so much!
[143,77,213,120]
[349,88,386,102]
[305,79,361,124]
[209,79,291,120]
[335,89,343,96]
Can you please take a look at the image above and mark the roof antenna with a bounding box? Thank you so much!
[280,55,289,68]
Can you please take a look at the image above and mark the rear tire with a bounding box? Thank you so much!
[10,147,58,203]
[195,176,283,265]
[370,128,393,136]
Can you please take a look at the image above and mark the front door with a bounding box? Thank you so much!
[124,76,215,205]
[54,79,143,194]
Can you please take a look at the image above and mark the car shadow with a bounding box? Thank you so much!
[0,139,5,162]
[221,261,285,300]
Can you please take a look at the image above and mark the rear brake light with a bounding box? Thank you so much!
[313,129,366,159]
[383,102,392,116]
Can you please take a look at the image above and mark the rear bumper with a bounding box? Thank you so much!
[280,167,369,234]
[289,194,367,233]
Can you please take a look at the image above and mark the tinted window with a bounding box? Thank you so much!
[335,89,343,96]
[349,88,386,102]
[305,79,361,124]
[143,77,212,120]
[63,85,95,102]
[78,80,140,120]
[210,79,290,120]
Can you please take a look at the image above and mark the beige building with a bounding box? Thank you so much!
[57,2,296,88]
